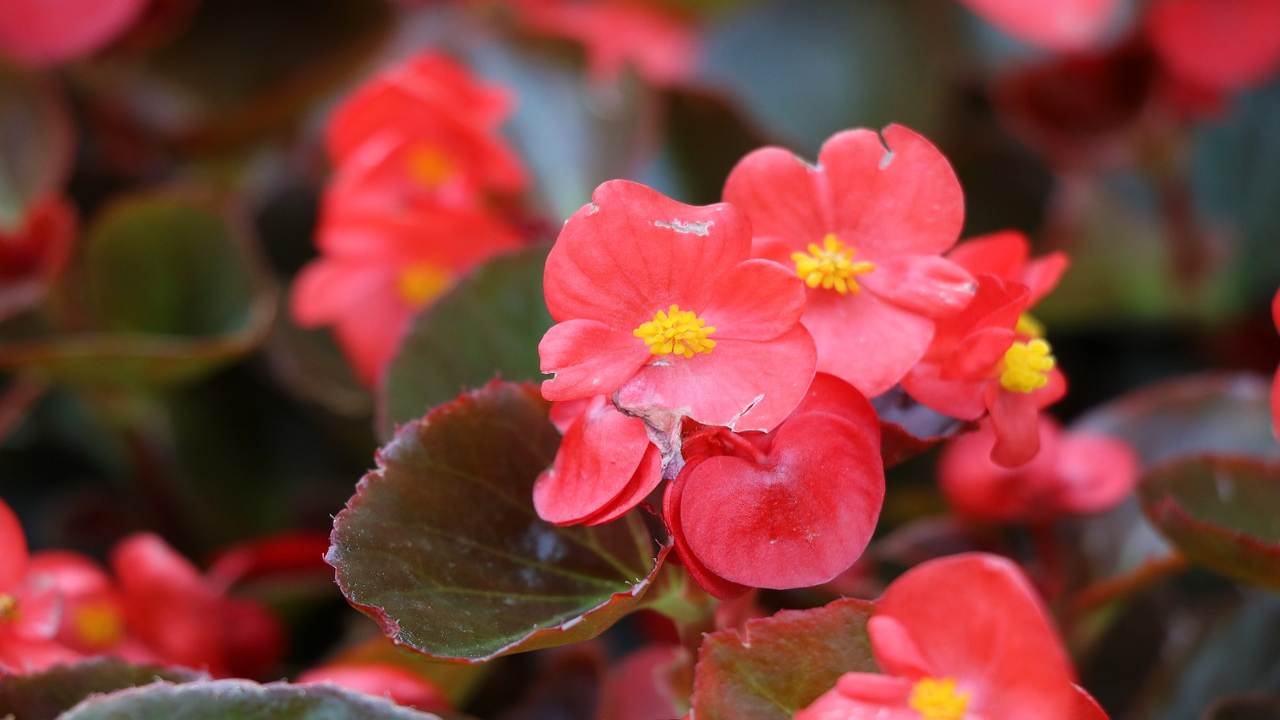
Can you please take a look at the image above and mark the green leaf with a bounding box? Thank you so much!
[330,381,670,663]
[1141,456,1280,592]
[56,680,440,720]
[0,191,276,386]
[379,246,551,437]
[0,658,204,720]
[0,63,72,231]
[691,597,877,720]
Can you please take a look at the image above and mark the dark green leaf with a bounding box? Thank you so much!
[1141,456,1280,591]
[0,658,204,720]
[56,680,439,720]
[692,597,877,720]
[330,381,669,663]
[0,191,276,386]
[379,246,551,437]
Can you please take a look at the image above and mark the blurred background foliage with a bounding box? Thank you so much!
[1,0,1279,717]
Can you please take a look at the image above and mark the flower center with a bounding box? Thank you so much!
[396,264,451,308]
[1015,312,1044,338]
[909,677,970,720]
[633,304,716,358]
[406,144,456,189]
[73,602,124,649]
[1000,338,1055,393]
[791,233,875,294]
[0,593,17,623]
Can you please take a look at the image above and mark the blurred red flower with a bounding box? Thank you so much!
[665,374,883,596]
[796,553,1106,720]
[0,500,79,674]
[540,179,816,432]
[0,195,76,321]
[514,0,699,86]
[939,418,1138,523]
[956,0,1119,52]
[1146,0,1280,94]
[723,125,974,398]
[0,0,146,66]
[298,663,451,713]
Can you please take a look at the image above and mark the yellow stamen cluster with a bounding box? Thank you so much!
[406,145,456,189]
[1015,313,1045,339]
[791,233,876,294]
[1000,338,1056,393]
[633,305,716,358]
[909,677,971,720]
[0,593,17,623]
[74,603,124,649]
[396,264,451,308]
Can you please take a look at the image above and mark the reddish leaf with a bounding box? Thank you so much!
[329,381,670,663]
[1140,455,1280,591]
[691,597,877,720]
[56,680,439,719]
[872,387,967,467]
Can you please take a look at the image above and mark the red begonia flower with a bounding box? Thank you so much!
[0,195,76,321]
[534,396,663,526]
[0,0,146,66]
[206,531,332,587]
[27,551,144,659]
[298,663,451,712]
[597,645,684,720]
[939,418,1138,523]
[796,553,1104,720]
[326,52,525,199]
[956,0,1119,52]
[946,231,1068,307]
[291,196,521,386]
[1146,0,1280,93]
[723,125,974,398]
[666,374,883,593]
[0,499,81,674]
[513,0,699,87]
[540,179,816,432]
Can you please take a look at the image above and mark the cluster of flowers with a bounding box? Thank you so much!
[533,124,1137,596]
[291,52,529,385]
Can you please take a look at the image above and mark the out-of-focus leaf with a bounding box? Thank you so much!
[466,39,658,220]
[0,63,72,231]
[701,0,950,152]
[0,191,276,386]
[1141,456,1280,591]
[0,658,204,720]
[1204,696,1280,720]
[72,0,390,151]
[379,246,550,437]
[872,387,967,468]
[57,679,440,719]
[664,87,770,204]
[691,597,877,720]
[329,381,670,663]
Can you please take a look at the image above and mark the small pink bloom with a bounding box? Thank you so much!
[957,0,1119,52]
[1146,0,1280,93]
[0,0,146,66]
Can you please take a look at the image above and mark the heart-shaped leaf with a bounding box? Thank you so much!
[1141,456,1280,591]
[0,191,276,386]
[691,597,877,720]
[330,381,670,663]
[56,680,440,719]
[0,64,72,231]
[0,658,204,720]
[379,246,552,437]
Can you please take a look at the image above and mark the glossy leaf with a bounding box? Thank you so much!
[0,64,72,231]
[0,658,204,720]
[1141,456,1280,591]
[330,381,669,663]
[0,192,276,386]
[379,246,551,436]
[57,680,439,720]
[691,597,877,720]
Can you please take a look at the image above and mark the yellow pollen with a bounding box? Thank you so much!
[0,593,17,623]
[633,304,716,359]
[791,233,876,295]
[1015,313,1045,338]
[396,264,451,308]
[406,144,456,189]
[73,602,124,649]
[1000,338,1055,393]
[909,677,970,720]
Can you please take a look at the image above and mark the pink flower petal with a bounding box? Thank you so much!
[539,319,651,402]
[802,290,935,398]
